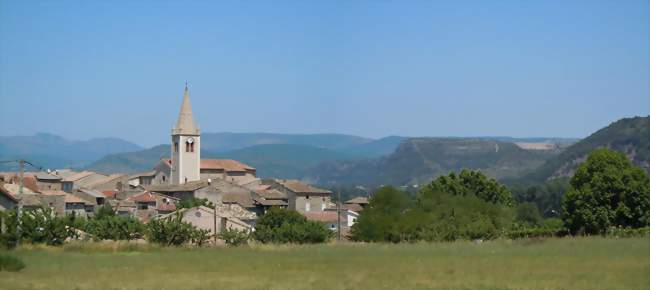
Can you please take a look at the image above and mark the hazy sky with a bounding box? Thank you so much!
[1,0,648,147]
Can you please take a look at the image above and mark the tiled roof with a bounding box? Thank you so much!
[2,174,40,193]
[0,183,17,202]
[64,193,86,204]
[200,159,255,172]
[83,174,127,189]
[40,190,66,196]
[102,190,117,198]
[257,188,287,200]
[62,171,95,182]
[78,188,106,199]
[129,171,156,179]
[159,158,255,173]
[157,202,177,212]
[32,172,62,181]
[278,180,331,194]
[2,182,37,195]
[129,191,156,203]
[343,203,364,212]
[346,196,369,205]
[146,180,208,192]
[254,198,288,206]
[223,191,256,208]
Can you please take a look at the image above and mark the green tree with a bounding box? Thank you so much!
[146,213,209,246]
[562,148,650,234]
[350,186,413,242]
[0,208,77,247]
[425,170,514,206]
[252,207,332,244]
[178,197,214,209]
[515,202,544,227]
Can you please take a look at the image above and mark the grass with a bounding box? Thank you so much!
[0,237,648,290]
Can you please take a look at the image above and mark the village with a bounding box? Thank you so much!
[0,85,368,242]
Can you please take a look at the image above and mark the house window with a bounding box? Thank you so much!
[162,176,166,182]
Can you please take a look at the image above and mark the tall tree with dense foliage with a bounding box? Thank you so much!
[562,148,650,234]
[425,169,514,206]
[350,186,413,242]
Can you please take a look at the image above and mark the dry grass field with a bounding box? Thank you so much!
[1,237,648,290]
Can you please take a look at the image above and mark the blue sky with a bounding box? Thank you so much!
[1,0,648,147]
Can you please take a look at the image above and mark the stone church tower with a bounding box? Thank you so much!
[170,83,201,184]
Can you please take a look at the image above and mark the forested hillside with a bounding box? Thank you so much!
[310,138,559,186]
[516,116,649,184]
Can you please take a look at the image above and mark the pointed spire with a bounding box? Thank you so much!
[173,82,199,135]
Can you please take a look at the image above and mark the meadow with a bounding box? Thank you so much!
[0,237,648,290]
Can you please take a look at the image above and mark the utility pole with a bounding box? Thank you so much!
[213,203,218,245]
[337,189,341,241]
[16,159,24,247]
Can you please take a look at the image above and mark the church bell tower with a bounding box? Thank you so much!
[171,83,201,184]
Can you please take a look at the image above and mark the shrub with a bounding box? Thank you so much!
[351,186,514,242]
[82,215,145,241]
[146,213,207,246]
[219,228,250,246]
[0,208,77,248]
[0,254,25,272]
[253,208,332,244]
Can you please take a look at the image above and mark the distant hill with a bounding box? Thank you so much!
[309,138,560,186]
[336,136,406,158]
[218,144,352,179]
[0,133,143,171]
[200,132,372,152]
[515,116,650,184]
[85,145,170,174]
[86,143,353,178]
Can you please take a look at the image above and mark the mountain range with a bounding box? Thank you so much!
[4,116,647,189]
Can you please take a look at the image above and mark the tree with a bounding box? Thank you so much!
[178,197,214,209]
[252,207,332,244]
[562,148,650,234]
[350,186,413,242]
[425,170,514,206]
[515,202,544,227]
[146,213,205,246]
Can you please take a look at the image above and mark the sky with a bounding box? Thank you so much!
[0,0,648,147]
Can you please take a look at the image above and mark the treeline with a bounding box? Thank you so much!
[0,204,333,248]
[351,148,650,242]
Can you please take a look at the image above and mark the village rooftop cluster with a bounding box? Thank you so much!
[0,85,369,240]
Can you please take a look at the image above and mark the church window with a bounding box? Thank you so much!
[186,141,190,152]
[174,142,178,152]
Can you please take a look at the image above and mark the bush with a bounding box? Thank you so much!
[0,254,25,272]
[0,208,77,248]
[253,208,333,244]
[351,186,515,243]
[146,213,207,246]
[82,215,145,241]
[219,228,250,246]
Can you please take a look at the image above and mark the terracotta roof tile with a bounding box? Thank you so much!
[346,197,369,205]
[278,180,331,194]
[200,159,255,172]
